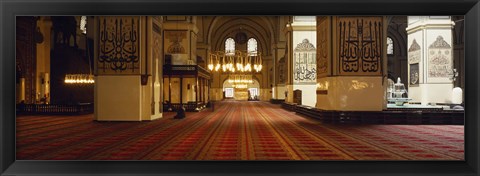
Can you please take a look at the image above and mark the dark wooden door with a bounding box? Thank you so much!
[293,89,302,105]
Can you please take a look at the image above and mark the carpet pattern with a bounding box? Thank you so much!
[16,101,464,160]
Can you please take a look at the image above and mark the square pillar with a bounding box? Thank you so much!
[94,16,163,121]
[407,16,455,105]
[316,16,388,111]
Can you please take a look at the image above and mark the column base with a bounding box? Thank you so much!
[317,76,386,111]
[95,75,142,121]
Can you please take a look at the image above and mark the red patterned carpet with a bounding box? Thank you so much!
[16,101,464,160]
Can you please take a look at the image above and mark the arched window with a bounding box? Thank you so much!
[387,37,394,55]
[225,38,235,55]
[80,16,87,34]
[247,38,258,55]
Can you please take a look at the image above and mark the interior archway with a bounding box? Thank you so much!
[222,76,260,100]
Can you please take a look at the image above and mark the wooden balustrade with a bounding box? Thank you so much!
[16,103,93,115]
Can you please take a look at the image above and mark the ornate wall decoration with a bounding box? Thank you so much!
[317,16,329,79]
[337,17,383,76]
[98,17,140,74]
[166,16,187,21]
[408,39,421,64]
[407,38,420,87]
[293,39,316,84]
[278,57,286,84]
[428,35,452,78]
[410,63,419,86]
[165,31,187,54]
[153,23,161,34]
[153,16,162,23]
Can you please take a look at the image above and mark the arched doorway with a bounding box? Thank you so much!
[222,76,260,100]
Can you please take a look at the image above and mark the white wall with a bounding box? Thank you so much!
[293,84,317,107]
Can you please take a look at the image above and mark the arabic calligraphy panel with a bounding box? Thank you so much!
[408,39,421,64]
[428,35,452,78]
[336,17,384,76]
[97,17,141,75]
[294,39,316,84]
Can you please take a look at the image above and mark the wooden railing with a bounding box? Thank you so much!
[17,103,94,115]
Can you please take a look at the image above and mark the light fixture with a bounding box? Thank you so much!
[227,74,253,89]
[227,74,254,84]
[233,84,248,89]
[64,74,94,84]
[208,50,262,73]
[65,17,94,84]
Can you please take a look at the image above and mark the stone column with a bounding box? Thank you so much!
[206,79,210,103]
[149,17,163,118]
[36,17,52,104]
[316,16,388,111]
[94,16,163,121]
[272,46,277,100]
[195,76,198,104]
[284,18,294,103]
[201,78,205,103]
[273,46,287,100]
[18,78,26,103]
[168,75,172,102]
[180,76,183,105]
[406,16,455,105]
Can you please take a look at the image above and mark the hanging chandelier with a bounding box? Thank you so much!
[227,74,254,84]
[233,84,248,89]
[227,74,253,89]
[208,50,262,73]
[64,74,95,84]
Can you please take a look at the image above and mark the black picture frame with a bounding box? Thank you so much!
[1,0,479,175]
